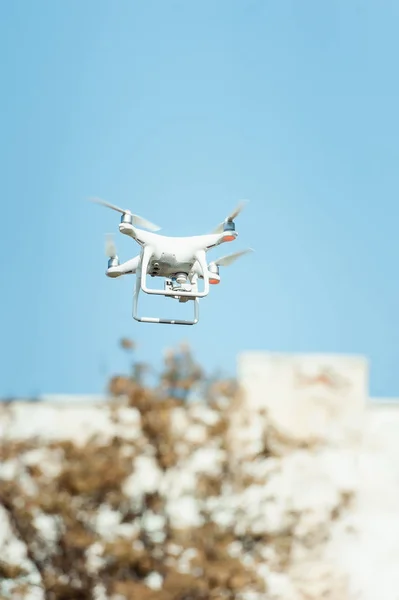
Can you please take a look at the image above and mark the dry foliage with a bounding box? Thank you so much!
[0,339,256,600]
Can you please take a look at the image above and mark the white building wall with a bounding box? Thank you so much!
[237,352,369,446]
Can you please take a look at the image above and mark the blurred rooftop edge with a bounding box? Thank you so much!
[1,351,398,405]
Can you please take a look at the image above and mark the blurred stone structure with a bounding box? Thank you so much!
[237,352,368,449]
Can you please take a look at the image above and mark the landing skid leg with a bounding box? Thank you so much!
[133,286,200,325]
[133,261,200,325]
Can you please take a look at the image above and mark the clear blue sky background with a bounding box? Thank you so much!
[1,0,398,397]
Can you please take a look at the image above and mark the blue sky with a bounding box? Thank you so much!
[1,0,399,397]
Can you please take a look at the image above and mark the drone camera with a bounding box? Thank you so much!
[167,272,193,293]
[175,272,188,284]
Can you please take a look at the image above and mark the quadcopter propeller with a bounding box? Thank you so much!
[212,200,249,234]
[212,247,254,267]
[90,197,161,232]
[105,233,117,258]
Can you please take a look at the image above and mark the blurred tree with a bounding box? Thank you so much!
[159,342,204,400]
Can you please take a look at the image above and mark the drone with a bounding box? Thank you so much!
[91,197,253,325]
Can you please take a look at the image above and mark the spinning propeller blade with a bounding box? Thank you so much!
[212,199,249,233]
[212,247,254,267]
[105,233,117,258]
[90,197,161,232]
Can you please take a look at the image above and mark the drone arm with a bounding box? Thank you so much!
[119,221,150,247]
[106,256,141,277]
[201,231,238,251]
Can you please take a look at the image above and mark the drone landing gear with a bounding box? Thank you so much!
[132,277,200,325]
[132,248,208,325]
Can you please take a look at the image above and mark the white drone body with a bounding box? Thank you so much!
[92,198,253,325]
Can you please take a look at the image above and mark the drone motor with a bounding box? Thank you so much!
[105,233,119,269]
[121,213,133,226]
[223,219,235,232]
[108,256,120,268]
[208,262,221,284]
